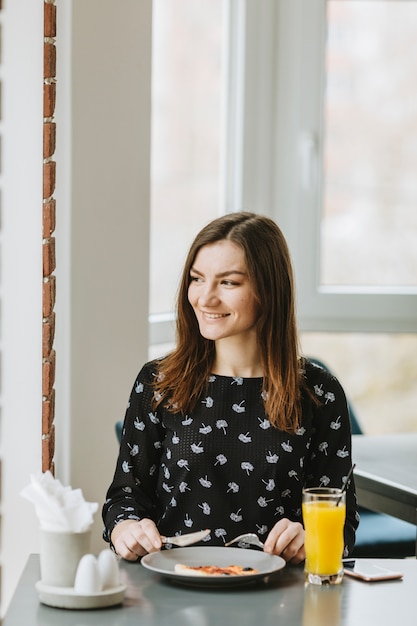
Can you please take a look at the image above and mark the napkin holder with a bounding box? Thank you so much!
[40,528,92,587]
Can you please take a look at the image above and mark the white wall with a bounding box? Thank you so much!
[1,0,43,615]
[55,0,152,554]
[0,1,152,614]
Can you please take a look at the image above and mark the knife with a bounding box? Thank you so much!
[162,528,210,547]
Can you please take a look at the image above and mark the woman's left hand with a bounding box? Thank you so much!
[263,518,305,564]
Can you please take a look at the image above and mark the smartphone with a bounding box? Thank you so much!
[344,561,403,582]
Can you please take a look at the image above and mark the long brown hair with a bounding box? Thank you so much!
[153,212,304,432]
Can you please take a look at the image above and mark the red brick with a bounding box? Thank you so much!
[42,390,55,435]
[43,312,56,358]
[43,122,56,159]
[43,275,56,317]
[44,82,56,117]
[43,237,56,277]
[43,160,56,199]
[42,350,56,397]
[43,198,56,238]
[42,424,55,473]
[44,42,56,79]
[44,2,57,38]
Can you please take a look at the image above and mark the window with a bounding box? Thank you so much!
[149,0,417,433]
[301,331,417,435]
[272,0,417,432]
[321,1,417,290]
[273,0,417,332]
[149,1,277,347]
[149,0,226,346]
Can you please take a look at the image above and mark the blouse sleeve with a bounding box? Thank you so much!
[102,362,165,543]
[304,363,359,556]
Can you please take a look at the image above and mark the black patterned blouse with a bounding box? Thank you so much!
[102,359,359,555]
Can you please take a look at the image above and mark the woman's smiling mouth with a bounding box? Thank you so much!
[202,312,230,319]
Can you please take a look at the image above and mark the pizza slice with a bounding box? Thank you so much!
[174,563,259,577]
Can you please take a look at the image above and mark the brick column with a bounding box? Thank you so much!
[42,0,57,473]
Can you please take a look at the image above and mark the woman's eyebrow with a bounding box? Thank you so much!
[216,270,247,278]
[190,267,247,278]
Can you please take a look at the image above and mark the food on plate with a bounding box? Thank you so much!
[174,563,259,577]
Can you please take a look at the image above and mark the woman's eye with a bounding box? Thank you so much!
[190,275,202,283]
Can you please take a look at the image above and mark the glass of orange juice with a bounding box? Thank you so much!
[302,487,346,585]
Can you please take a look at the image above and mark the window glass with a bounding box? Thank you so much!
[301,332,417,435]
[321,1,417,288]
[150,0,225,316]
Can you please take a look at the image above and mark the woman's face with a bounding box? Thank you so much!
[187,240,260,344]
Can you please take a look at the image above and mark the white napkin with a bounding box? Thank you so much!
[20,471,98,532]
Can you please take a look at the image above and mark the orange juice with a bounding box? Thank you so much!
[302,486,346,585]
[302,500,346,575]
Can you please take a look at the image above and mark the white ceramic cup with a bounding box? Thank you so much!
[39,529,92,587]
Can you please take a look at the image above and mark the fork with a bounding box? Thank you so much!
[224,533,264,549]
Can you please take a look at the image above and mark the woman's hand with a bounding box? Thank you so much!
[263,518,305,564]
[110,518,162,561]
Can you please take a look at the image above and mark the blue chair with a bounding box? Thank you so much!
[309,357,416,558]
[115,420,123,443]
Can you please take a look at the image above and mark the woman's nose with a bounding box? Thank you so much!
[198,283,220,306]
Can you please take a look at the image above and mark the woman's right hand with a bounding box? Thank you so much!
[110,518,162,560]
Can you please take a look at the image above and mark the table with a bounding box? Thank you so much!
[352,433,417,554]
[3,554,417,626]
[352,433,417,525]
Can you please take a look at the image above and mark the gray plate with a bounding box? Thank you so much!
[141,546,285,586]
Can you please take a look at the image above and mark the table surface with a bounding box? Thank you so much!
[4,554,417,626]
[352,433,417,524]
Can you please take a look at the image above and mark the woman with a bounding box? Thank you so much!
[102,212,358,563]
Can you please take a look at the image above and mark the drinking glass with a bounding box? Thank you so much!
[302,487,346,585]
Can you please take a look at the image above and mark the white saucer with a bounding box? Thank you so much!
[35,581,126,609]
